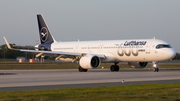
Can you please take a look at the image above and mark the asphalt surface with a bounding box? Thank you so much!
[0,69,180,92]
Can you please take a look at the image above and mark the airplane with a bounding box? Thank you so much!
[3,14,176,72]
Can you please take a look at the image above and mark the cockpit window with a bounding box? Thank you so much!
[156,44,172,49]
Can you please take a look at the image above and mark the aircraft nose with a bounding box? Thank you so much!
[168,48,176,59]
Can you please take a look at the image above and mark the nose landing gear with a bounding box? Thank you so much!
[154,68,159,72]
[153,62,159,72]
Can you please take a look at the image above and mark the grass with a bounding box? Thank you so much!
[0,63,180,70]
[0,83,180,101]
[0,63,79,70]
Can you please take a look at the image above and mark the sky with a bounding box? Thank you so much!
[0,0,180,52]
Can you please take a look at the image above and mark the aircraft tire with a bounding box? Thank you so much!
[110,65,119,72]
[110,65,115,72]
[115,65,119,71]
[153,68,159,72]
[157,68,159,72]
[79,66,83,72]
[79,66,88,72]
[153,68,156,72]
[83,69,88,72]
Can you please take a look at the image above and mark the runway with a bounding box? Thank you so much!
[0,69,180,92]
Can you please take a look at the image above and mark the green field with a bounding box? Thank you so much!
[0,63,180,70]
[0,83,180,101]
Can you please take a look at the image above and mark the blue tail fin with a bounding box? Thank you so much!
[37,14,55,44]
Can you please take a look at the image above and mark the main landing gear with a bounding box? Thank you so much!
[153,62,159,72]
[79,63,120,72]
[79,66,88,72]
[110,63,119,72]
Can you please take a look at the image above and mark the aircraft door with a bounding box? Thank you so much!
[146,41,152,54]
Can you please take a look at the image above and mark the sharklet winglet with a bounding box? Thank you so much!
[3,37,13,50]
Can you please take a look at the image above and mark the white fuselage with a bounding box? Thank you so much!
[51,39,176,63]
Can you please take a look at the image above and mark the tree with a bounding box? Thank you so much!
[0,44,34,59]
[173,53,180,60]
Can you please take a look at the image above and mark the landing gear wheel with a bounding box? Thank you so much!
[115,65,119,71]
[79,66,83,72]
[83,69,88,72]
[110,65,119,72]
[153,68,159,72]
[79,66,88,72]
[153,68,156,72]
[157,68,159,72]
[110,65,115,72]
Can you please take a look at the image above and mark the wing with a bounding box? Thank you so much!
[3,37,105,59]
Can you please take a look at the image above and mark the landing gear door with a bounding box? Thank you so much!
[146,41,152,54]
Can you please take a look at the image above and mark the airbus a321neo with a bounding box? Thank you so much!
[3,14,176,72]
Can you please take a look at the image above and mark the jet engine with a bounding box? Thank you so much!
[128,62,148,68]
[79,55,101,69]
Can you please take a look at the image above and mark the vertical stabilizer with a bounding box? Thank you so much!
[37,14,56,44]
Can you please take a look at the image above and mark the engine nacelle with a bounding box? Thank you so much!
[128,62,148,68]
[79,55,101,69]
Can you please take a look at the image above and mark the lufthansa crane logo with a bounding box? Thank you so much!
[40,27,48,42]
